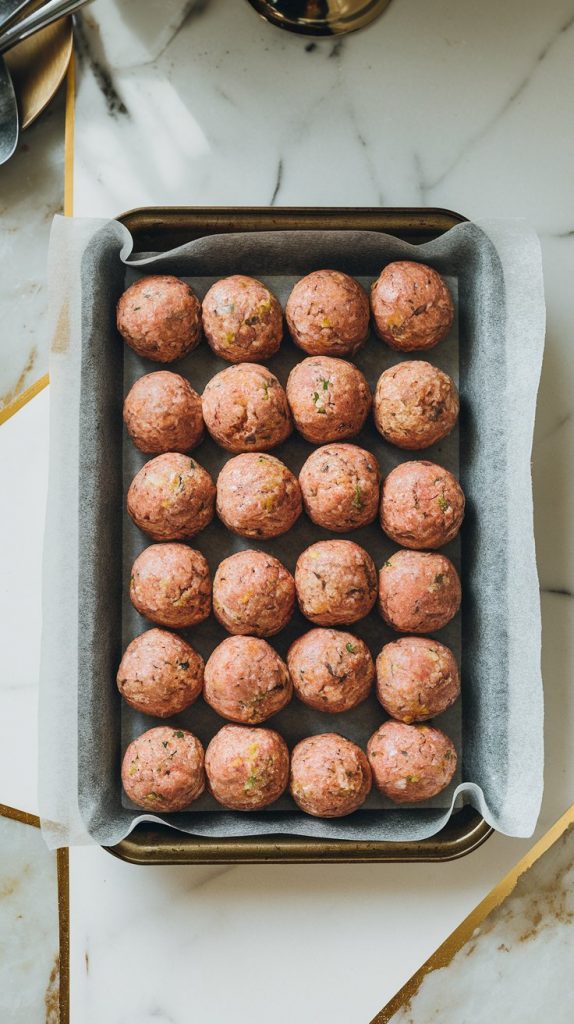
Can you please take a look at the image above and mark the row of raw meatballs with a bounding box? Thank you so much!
[122,721,457,817]
[127,450,465,550]
[124,357,459,454]
[130,542,461,636]
[117,262,454,365]
[119,628,459,724]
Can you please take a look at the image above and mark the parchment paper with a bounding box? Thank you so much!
[39,217,545,848]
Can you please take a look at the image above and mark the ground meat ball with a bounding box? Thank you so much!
[290,734,372,817]
[202,363,292,453]
[122,726,205,812]
[213,550,295,637]
[127,452,215,541]
[288,628,374,713]
[205,724,289,810]
[202,276,282,363]
[376,637,460,723]
[286,270,369,357]
[286,357,371,444]
[204,636,292,724]
[299,444,381,532]
[130,543,211,628]
[371,262,454,351]
[216,453,302,539]
[295,540,378,626]
[123,371,204,454]
[117,628,204,718]
[374,361,459,450]
[378,550,461,633]
[117,276,201,362]
[380,461,465,550]
[367,721,457,803]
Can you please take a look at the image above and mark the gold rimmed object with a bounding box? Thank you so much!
[246,0,392,37]
[4,13,72,129]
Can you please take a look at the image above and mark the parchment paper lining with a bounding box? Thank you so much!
[38,218,544,848]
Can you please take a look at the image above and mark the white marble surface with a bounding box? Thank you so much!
[0,92,65,410]
[1,0,574,1021]
[389,822,574,1023]
[0,813,60,1024]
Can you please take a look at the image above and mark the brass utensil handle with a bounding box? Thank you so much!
[0,0,91,53]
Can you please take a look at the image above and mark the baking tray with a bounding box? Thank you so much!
[104,206,493,865]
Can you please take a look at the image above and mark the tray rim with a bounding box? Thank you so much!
[107,204,493,865]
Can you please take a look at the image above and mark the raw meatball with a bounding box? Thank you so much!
[117,276,201,362]
[374,361,459,450]
[288,628,374,713]
[367,721,457,803]
[117,628,204,718]
[204,636,292,724]
[127,452,215,541]
[121,726,205,812]
[378,550,461,633]
[289,734,372,817]
[130,543,211,628]
[213,550,295,637]
[205,724,289,810]
[216,453,302,539]
[202,363,292,453]
[123,371,204,454]
[202,275,282,363]
[376,637,460,723]
[286,356,371,444]
[380,461,465,549]
[286,270,369,356]
[299,444,380,532]
[371,262,454,351]
[295,540,378,626]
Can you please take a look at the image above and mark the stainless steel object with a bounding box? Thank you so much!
[247,0,392,36]
[0,0,90,54]
[0,50,18,164]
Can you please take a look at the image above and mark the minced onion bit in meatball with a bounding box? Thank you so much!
[127,452,216,541]
[289,733,372,817]
[367,721,457,804]
[117,275,202,362]
[202,363,292,453]
[216,453,302,539]
[202,275,283,363]
[299,443,381,532]
[213,549,295,637]
[117,628,204,718]
[286,356,371,444]
[204,636,292,724]
[375,636,460,723]
[378,549,461,634]
[286,270,370,357]
[295,540,378,626]
[121,726,205,812]
[380,461,465,550]
[130,543,211,628]
[371,262,454,351]
[123,371,204,454]
[288,628,374,713]
[205,724,290,810]
[374,361,459,450]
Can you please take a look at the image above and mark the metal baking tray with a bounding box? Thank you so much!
[105,206,493,865]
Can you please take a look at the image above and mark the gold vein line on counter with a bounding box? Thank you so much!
[0,803,69,1024]
[1,52,75,428]
[370,803,574,1023]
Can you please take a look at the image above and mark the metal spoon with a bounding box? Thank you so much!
[0,52,17,163]
[0,0,92,54]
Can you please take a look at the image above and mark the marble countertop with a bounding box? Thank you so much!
[1,0,574,1020]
